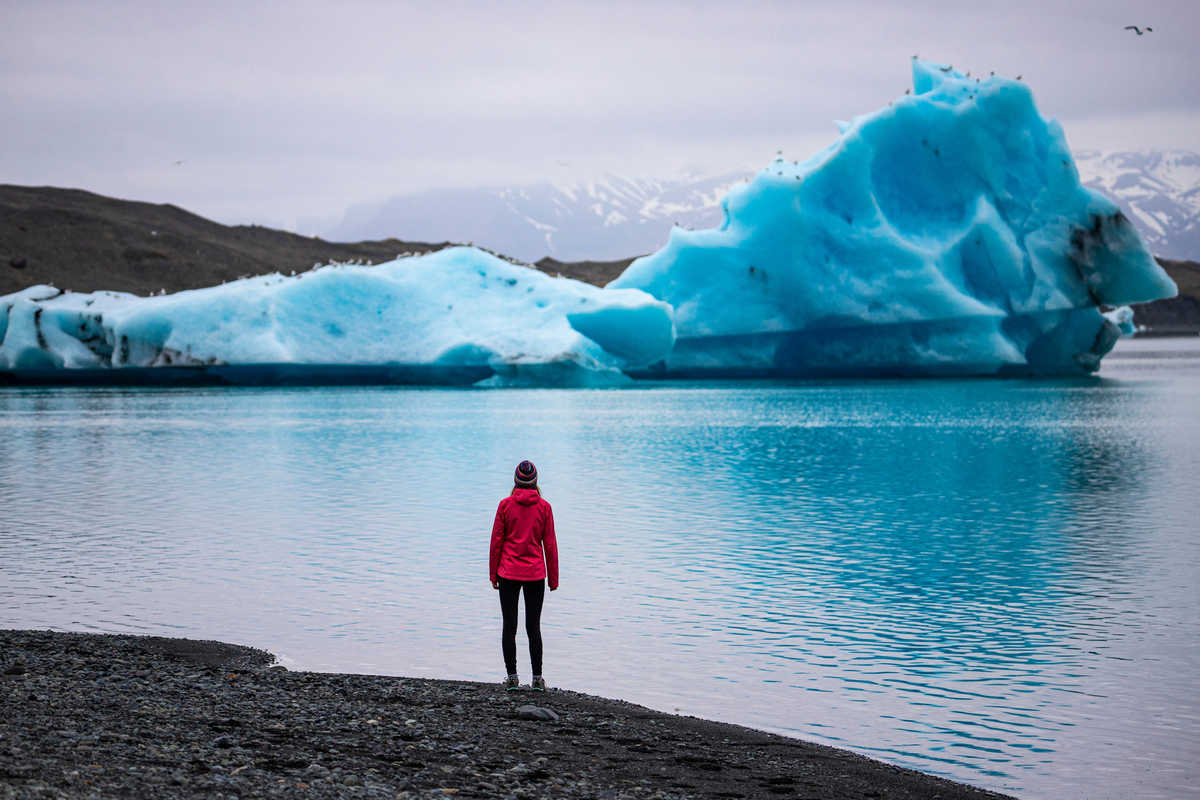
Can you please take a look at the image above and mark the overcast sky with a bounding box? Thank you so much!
[3,0,1197,232]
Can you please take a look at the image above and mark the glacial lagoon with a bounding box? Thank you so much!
[2,336,1198,799]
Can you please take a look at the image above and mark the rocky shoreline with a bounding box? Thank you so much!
[0,629,1012,799]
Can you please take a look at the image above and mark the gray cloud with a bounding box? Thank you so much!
[3,0,1197,230]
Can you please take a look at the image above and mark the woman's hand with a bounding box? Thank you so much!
[492,580,499,590]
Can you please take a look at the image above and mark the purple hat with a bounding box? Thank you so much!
[514,460,538,487]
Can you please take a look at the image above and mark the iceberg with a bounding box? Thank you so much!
[0,247,675,387]
[0,60,1178,386]
[609,60,1177,377]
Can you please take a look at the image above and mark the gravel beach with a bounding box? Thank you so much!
[0,629,1012,799]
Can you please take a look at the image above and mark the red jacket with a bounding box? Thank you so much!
[490,489,559,589]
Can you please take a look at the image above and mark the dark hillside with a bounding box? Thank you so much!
[535,255,638,286]
[0,185,449,296]
[1130,257,1200,334]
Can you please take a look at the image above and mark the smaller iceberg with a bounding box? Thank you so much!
[609,60,1177,376]
[0,247,675,386]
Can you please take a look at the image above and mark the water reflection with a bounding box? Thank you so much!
[1,340,1198,799]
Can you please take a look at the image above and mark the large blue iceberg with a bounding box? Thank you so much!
[610,60,1176,377]
[0,60,1177,385]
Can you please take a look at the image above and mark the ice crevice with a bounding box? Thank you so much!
[0,59,1177,385]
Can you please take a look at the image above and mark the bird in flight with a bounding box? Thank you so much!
[172,160,184,166]
[1124,25,1152,35]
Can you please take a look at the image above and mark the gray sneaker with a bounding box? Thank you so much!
[503,675,521,691]
[531,676,548,691]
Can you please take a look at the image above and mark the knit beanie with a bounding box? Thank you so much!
[514,460,538,487]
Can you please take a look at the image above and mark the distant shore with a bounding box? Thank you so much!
[0,629,1012,799]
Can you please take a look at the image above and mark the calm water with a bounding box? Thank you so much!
[2,337,1199,799]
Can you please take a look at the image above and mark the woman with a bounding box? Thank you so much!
[489,460,559,691]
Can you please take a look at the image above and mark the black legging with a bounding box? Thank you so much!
[498,577,545,675]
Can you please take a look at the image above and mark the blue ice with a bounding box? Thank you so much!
[0,248,674,386]
[610,60,1177,376]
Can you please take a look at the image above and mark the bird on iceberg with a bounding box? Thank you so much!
[1124,25,1152,35]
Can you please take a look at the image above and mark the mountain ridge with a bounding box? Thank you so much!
[326,172,744,263]
[1074,150,1200,260]
[324,149,1200,264]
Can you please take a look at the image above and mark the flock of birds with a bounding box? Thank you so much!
[905,24,1150,95]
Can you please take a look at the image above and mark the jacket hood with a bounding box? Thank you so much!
[511,488,541,505]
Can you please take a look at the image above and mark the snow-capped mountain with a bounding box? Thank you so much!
[325,173,745,263]
[324,150,1200,263]
[1073,150,1200,261]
